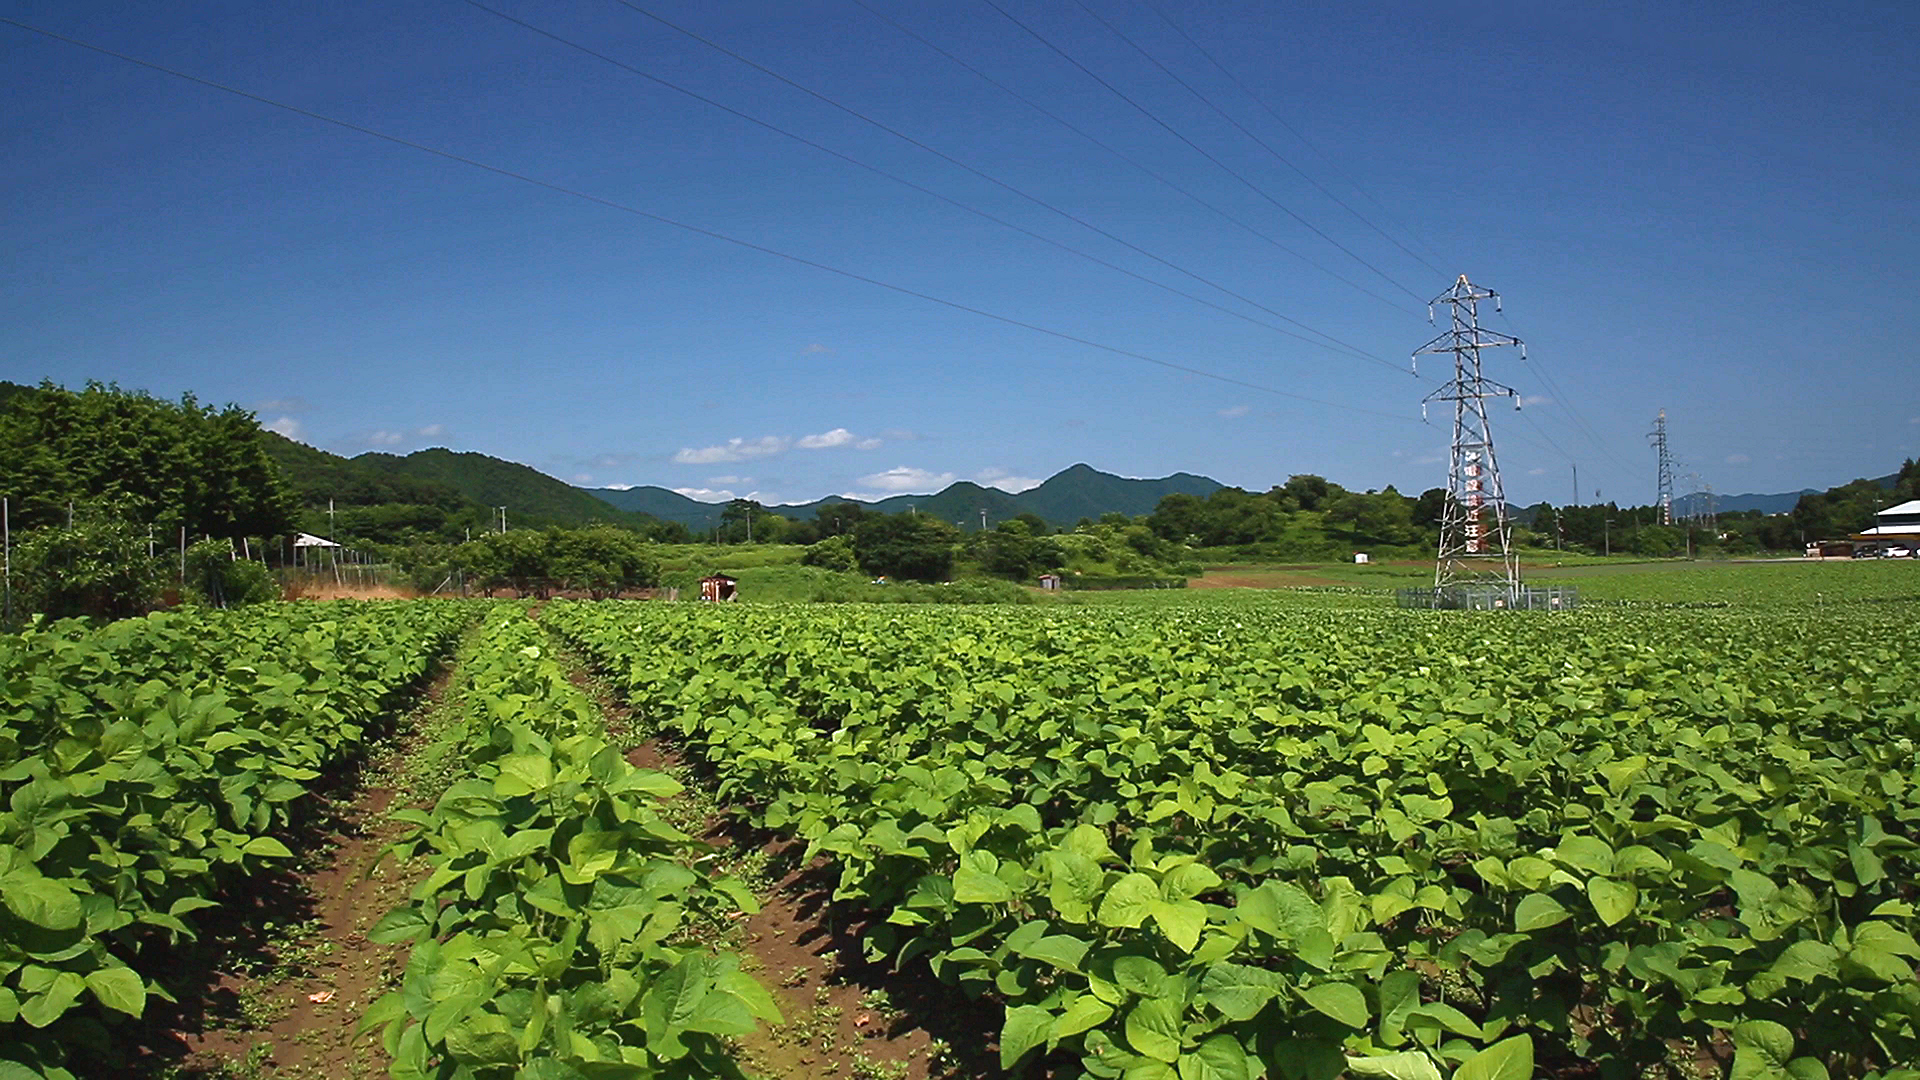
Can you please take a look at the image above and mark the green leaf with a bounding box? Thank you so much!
[1730,1020,1795,1080]
[84,966,146,1017]
[1344,1052,1443,1080]
[1150,898,1207,954]
[1,876,83,931]
[1199,962,1282,1022]
[19,972,85,1028]
[369,906,431,945]
[444,1012,519,1065]
[1514,892,1572,932]
[1298,983,1369,1029]
[1768,940,1839,984]
[1049,850,1105,923]
[493,754,554,797]
[953,851,1016,904]
[1000,1004,1053,1069]
[1098,873,1160,929]
[242,836,293,858]
[1012,933,1090,973]
[1585,877,1637,927]
[1125,998,1182,1063]
[1453,1035,1533,1080]
[1114,954,1170,997]
[1053,995,1114,1040]
[1177,1035,1252,1080]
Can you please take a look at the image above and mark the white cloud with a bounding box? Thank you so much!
[855,437,882,450]
[1909,416,1919,424]
[798,428,856,450]
[1412,453,1445,465]
[1527,467,1547,475]
[417,423,447,438]
[984,474,1042,493]
[707,475,746,485]
[264,415,303,440]
[571,472,593,483]
[1217,404,1251,418]
[366,430,405,446]
[857,466,956,493]
[1726,453,1751,464]
[1519,394,1553,407]
[672,436,790,464]
[802,343,833,355]
[673,487,746,503]
[603,483,636,491]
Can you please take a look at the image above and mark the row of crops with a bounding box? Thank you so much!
[547,599,1920,1080]
[363,607,776,1076]
[0,602,466,1078]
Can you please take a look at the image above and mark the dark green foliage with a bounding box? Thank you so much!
[407,526,662,596]
[851,513,958,582]
[9,517,161,621]
[262,434,688,546]
[182,537,278,608]
[0,381,296,538]
[969,519,1064,580]
[798,534,857,572]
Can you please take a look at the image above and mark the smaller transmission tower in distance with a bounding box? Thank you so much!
[1415,275,1523,594]
[1650,409,1674,525]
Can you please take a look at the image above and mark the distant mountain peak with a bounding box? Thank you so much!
[585,464,1224,530]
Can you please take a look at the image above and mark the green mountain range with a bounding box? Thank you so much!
[585,464,1225,530]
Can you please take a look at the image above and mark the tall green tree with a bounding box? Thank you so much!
[0,381,296,538]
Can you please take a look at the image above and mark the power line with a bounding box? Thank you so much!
[1494,307,1640,477]
[1141,0,1452,272]
[0,14,1420,428]
[1067,0,1434,295]
[978,0,1422,312]
[464,0,1394,370]
[845,0,1412,344]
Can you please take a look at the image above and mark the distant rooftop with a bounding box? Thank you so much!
[1878,499,1920,519]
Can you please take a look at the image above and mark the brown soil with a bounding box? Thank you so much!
[121,668,454,1079]
[575,649,994,1080]
[284,583,419,601]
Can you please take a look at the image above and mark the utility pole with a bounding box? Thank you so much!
[980,508,988,531]
[1650,409,1674,525]
[1571,463,1579,508]
[328,498,337,539]
[497,506,508,534]
[1415,275,1524,595]
[1605,517,1614,557]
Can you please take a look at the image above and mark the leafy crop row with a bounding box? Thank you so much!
[549,601,1920,1080]
[0,602,466,1078]
[364,607,776,1079]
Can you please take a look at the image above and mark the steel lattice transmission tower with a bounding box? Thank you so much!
[1415,275,1524,593]
[1650,409,1674,525]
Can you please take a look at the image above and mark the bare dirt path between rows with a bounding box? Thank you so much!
[117,663,460,1080]
[564,647,1003,1080]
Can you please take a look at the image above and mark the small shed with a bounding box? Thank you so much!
[1353,553,1370,564]
[699,574,738,602]
[1037,574,1063,591]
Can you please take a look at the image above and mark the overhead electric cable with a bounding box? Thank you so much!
[1068,0,1434,294]
[1142,0,1451,273]
[977,0,1423,309]
[0,14,1422,427]
[463,0,1393,369]
[1496,309,1640,477]
[847,0,1420,323]
[614,0,1416,317]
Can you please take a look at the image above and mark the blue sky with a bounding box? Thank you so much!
[4,0,1916,507]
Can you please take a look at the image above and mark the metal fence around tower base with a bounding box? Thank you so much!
[1396,584,1580,611]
